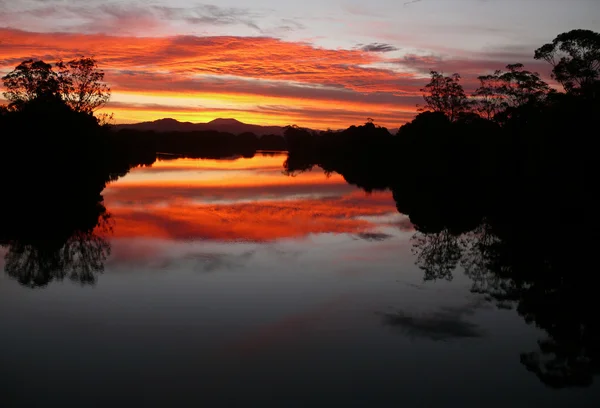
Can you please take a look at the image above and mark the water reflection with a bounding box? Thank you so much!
[0,150,118,287]
[1,152,598,394]
[4,217,112,287]
[284,148,600,389]
[409,220,599,389]
[382,299,486,341]
[0,189,113,288]
[102,155,400,243]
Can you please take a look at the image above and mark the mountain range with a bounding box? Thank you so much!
[113,118,399,136]
[113,118,291,136]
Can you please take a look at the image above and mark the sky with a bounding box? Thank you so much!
[0,0,598,128]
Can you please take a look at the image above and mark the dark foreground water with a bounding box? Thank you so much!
[1,154,599,407]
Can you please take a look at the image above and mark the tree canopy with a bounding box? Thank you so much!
[1,60,61,109]
[419,71,471,122]
[57,57,111,114]
[534,29,600,93]
[2,57,110,115]
[473,64,551,120]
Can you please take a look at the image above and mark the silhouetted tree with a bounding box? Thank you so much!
[500,64,551,106]
[284,125,317,154]
[2,57,111,115]
[1,60,61,109]
[535,29,600,93]
[472,73,506,120]
[473,64,550,121]
[56,57,111,114]
[419,71,471,121]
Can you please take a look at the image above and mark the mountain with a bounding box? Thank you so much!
[113,118,290,136]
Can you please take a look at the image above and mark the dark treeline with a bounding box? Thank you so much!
[110,129,287,160]
[284,29,600,388]
[283,120,397,191]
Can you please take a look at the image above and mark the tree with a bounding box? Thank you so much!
[473,73,506,120]
[472,64,550,121]
[499,64,550,107]
[2,57,111,114]
[534,29,600,93]
[1,60,61,108]
[56,57,111,114]
[420,71,471,121]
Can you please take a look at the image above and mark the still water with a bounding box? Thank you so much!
[1,154,599,407]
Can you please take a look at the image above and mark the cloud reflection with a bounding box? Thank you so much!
[382,300,487,341]
[103,157,402,243]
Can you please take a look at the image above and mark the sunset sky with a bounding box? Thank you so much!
[0,0,598,128]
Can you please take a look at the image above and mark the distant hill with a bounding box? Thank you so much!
[113,118,396,137]
[113,118,291,136]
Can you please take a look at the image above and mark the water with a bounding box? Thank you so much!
[1,154,599,407]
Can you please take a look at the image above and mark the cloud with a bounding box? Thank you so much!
[153,4,264,32]
[360,43,399,53]
[0,2,304,36]
[0,28,418,94]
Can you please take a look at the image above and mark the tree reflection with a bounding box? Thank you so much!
[412,230,465,282]
[281,118,600,388]
[3,213,112,288]
[408,215,600,388]
[0,189,114,288]
[0,91,156,288]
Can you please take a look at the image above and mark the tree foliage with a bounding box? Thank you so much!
[1,57,110,115]
[472,73,506,120]
[473,64,551,120]
[420,71,471,122]
[57,57,111,114]
[1,60,61,109]
[534,29,600,93]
